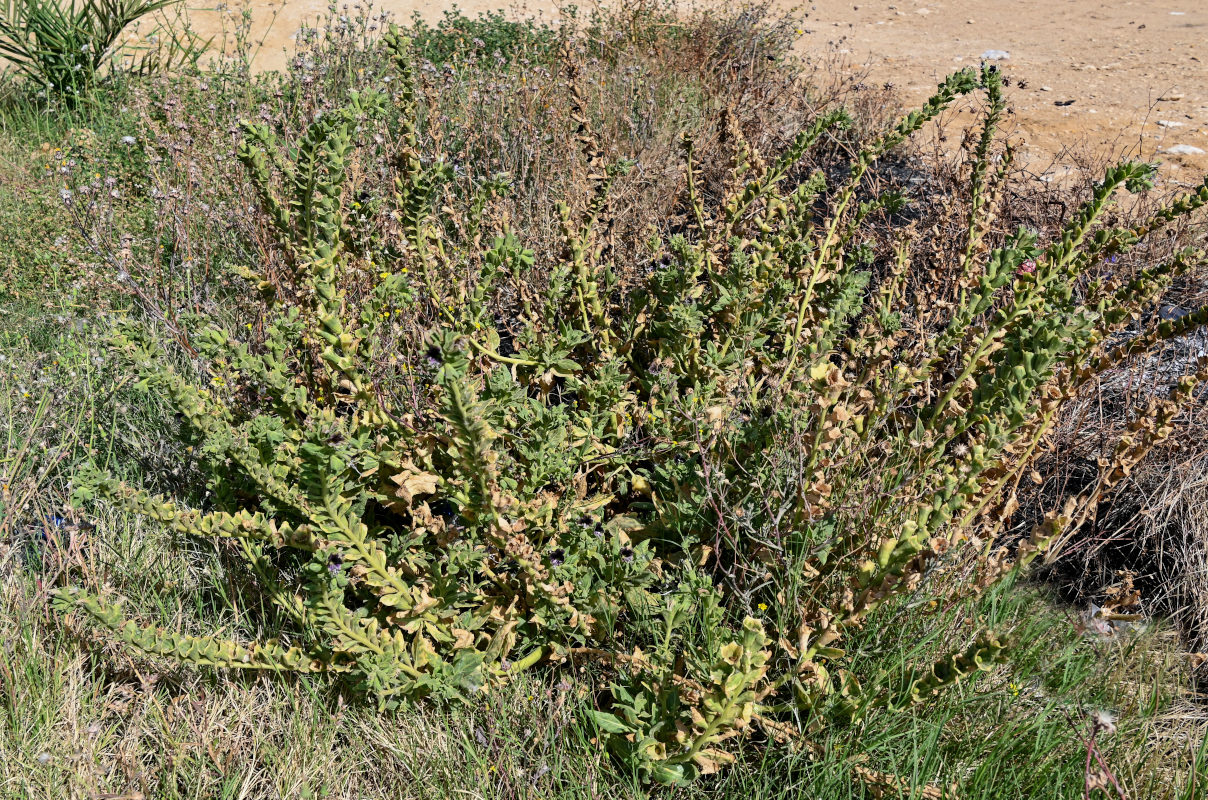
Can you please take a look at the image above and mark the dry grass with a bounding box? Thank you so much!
[1037,269,1208,665]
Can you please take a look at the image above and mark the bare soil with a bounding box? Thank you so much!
[175,0,1208,176]
[795,0,1208,178]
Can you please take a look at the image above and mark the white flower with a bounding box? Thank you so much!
[1089,709,1117,735]
[121,135,136,145]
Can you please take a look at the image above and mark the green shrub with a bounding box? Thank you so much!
[406,6,560,68]
[56,28,1208,785]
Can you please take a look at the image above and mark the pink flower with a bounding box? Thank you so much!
[1016,258,1037,276]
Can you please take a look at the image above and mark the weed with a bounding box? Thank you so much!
[1,4,1206,797]
[51,22,1208,788]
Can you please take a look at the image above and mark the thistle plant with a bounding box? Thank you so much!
[56,32,1208,784]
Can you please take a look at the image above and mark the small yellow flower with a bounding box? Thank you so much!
[758,603,768,611]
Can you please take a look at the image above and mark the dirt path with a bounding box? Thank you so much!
[172,0,1208,176]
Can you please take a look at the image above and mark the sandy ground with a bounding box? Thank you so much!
[169,0,1208,176]
[796,0,1208,177]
